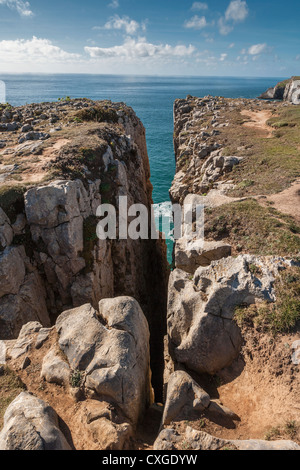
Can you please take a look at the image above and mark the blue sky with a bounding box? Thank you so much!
[0,0,299,76]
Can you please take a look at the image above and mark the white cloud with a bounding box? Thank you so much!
[229,42,235,48]
[0,36,81,63]
[225,0,249,22]
[103,15,145,35]
[296,55,300,61]
[218,18,233,35]
[191,2,208,10]
[108,0,119,8]
[248,43,267,55]
[220,53,228,61]
[219,0,249,35]
[0,0,33,17]
[85,37,195,60]
[184,15,207,30]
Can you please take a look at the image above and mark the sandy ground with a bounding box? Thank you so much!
[241,110,274,138]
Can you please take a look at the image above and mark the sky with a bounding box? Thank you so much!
[0,0,299,76]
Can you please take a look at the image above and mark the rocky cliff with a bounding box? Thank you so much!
[161,94,300,449]
[0,99,168,400]
[0,95,299,450]
[259,76,300,104]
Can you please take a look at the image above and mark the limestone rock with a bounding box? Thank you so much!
[0,208,13,249]
[291,340,300,366]
[55,297,152,425]
[162,371,210,425]
[167,255,292,375]
[0,392,71,450]
[41,348,71,386]
[10,322,42,359]
[0,247,26,298]
[175,239,231,274]
[154,426,300,451]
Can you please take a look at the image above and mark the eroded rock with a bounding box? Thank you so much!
[0,392,71,450]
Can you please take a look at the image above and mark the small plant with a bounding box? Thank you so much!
[265,426,281,441]
[70,369,83,388]
[284,420,298,438]
[58,96,71,102]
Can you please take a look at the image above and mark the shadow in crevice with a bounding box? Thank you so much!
[58,415,76,450]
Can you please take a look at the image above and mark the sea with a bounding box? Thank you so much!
[0,74,285,260]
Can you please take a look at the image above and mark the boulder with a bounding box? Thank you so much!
[41,348,71,386]
[154,426,300,451]
[167,255,292,375]
[55,297,152,425]
[162,371,210,425]
[175,239,231,274]
[10,322,42,359]
[0,392,71,450]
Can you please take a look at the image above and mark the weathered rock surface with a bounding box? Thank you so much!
[0,392,71,450]
[55,297,152,425]
[154,426,300,451]
[259,76,300,104]
[162,371,210,425]
[167,255,296,375]
[0,100,168,402]
[41,348,71,386]
[175,238,231,274]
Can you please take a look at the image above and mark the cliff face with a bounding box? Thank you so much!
[0,99,168,398]
[162,95,300,447]
[259,76,300,104]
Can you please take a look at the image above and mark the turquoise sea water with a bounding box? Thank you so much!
[0,74,285,259]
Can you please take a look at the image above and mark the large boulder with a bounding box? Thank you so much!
[162,371,210,426]
[0,392,71,450]
[167,255,294,375]
[175,239,231,274]
[55,297,152,425]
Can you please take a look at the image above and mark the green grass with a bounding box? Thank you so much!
[220,105,300,197]
[234,266,300,335]
[75,105,118,124]
[205,199,300,256]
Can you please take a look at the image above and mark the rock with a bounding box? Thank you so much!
[162,371,210,425]
[167,255,291,375]
[21,356,31,370]
[35,328,51,349]
[259,77,300,104]
[0,122,19,132]
[0,392,71,450]
[10,322,42,359]
[232,439,300,451]
[55,297,152,425]
[18,131,50,144]
[0,208,13,249]
[79,401,133,450]
[208,400,240,421]
[0,268,50,340]
[291,340,300,365]
[154,426,300,451]
[0,247,26,298]
[284,79,300,105]
[12,214,26,235]
[20,124,33,133]
[0,340,6,364]
[41,348,70,386]
[175,239,232,274]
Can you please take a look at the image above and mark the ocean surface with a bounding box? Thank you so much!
[0,74,285,259]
